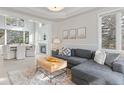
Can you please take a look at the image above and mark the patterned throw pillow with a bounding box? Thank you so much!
[59,47,71,56]
[62,47,71,56]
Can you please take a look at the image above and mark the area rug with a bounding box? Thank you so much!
[7,68,75,85]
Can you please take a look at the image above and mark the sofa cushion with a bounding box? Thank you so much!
[53,55,69,60]
[91,51,96,59]
[105,52,120,67]
[67,57,88,66]
[71,76,89,85]
[74,49,92,59]
[113,60,124,74]
[71,49,75,56]
[71,60,124,85]
[72,75,106,85]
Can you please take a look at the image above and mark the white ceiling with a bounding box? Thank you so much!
[0,7,100,21]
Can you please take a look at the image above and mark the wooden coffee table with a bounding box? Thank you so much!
[36,56,67,83]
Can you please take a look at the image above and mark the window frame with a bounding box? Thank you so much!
[98,8,123,52]
[0,29,5,45]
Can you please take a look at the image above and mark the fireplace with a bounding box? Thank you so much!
[40,44,46,54]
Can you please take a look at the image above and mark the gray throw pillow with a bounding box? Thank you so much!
[105,52,120,67]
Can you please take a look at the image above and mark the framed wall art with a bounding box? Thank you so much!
[63,30,68,39]
[69,29,76,39]
[77,27,86,39]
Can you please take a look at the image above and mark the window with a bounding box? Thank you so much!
[0,16,34,45]
[25,31,29,44]
[101,14,116,49]
[122,13,124,50]
[7,30,24,44]
[6,17,24,27]
[7,30,31,44]
[0,29,5,45]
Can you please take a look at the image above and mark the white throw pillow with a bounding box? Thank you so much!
[94,50,106,65]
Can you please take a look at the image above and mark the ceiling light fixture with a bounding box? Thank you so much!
[47,7,64,12]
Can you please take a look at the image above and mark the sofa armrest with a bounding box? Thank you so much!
[112,60,124,74]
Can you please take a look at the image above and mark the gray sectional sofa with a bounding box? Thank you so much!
[52,49,124,85]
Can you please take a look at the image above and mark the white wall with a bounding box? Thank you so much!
[52,8,120,50]
[35,23,52,55]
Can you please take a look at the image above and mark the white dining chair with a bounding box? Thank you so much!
[16,45,26,59]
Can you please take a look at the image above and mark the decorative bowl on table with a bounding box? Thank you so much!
[46,56,59,62]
